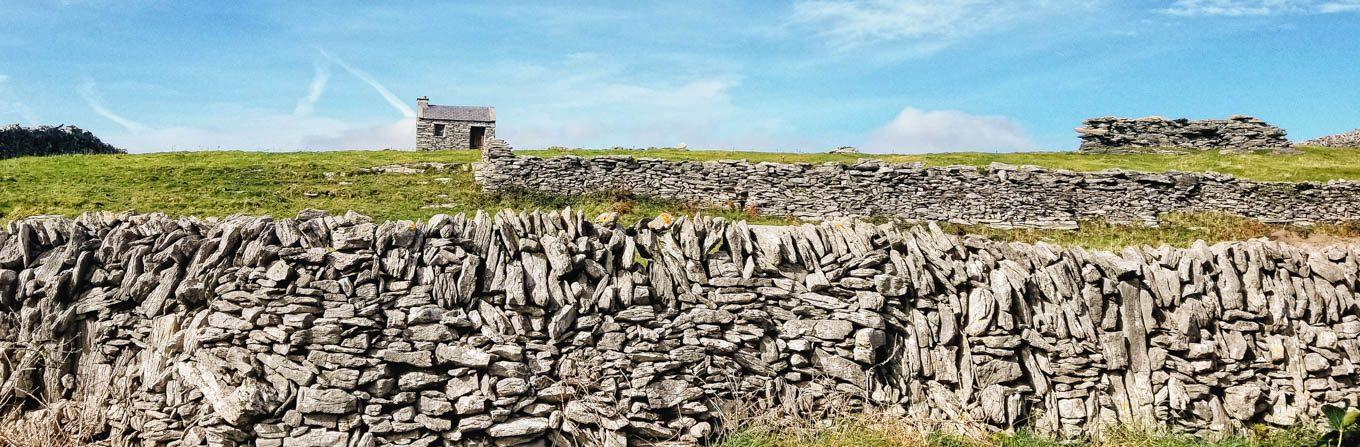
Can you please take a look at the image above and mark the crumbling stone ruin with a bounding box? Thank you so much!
[1075,116,1291,153]
[0,124,123,159]
[475,150,1360,229]
[1301,129,1360,148]
[2,209,1359,446]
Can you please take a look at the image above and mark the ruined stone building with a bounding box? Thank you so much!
[415,96,495,151]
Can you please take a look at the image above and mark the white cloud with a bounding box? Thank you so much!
[862,107,1036,153]
[789,0,1097,51]
[84,49,427,152]
[102,104,414,152]
[294,57,331,116]
[1160,0,1360,15]
[319,48,415,118]
[79,80,147,132]
[458,52,808,150]
[503,77,745,149]
[1319,1,1360,12]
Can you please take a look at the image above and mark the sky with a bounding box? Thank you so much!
[0,0,1357,153]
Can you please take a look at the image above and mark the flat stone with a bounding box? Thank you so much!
[487,417,550,437]
[282,429,347,447]
[437,344,492,368]
[295,387,356,414]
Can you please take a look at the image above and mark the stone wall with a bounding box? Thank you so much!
[1301,129,1360,148]
[417,120,495,151]
[0,124,123,159]
[3,210,1359,446]
[1076,116,1291,153]
[475,152,1360,229]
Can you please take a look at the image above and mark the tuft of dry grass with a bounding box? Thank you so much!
[938,212,1360,250]
[0,401,107,447]
[0,398,1324,447]
[716,408,1320,447]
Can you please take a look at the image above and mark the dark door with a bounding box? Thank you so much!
[470,127,486,150]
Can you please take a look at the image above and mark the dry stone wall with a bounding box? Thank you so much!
[1301,129,1360,148]
[2,210,1360,446]
[475,153,1360,229]
[1076,116,1291,153]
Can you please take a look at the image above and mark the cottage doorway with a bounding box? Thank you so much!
[470,127,486,150]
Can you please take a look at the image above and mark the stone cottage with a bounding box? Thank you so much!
[415,96,495,151]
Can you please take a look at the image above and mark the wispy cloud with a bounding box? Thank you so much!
[862,107,1036,153]
[318,48,415,118]
[85,49,425,152]
[789,0,1098,52]
[102,107,415,152]
[294,57,331,116]
[462,52,808,150]
[79,80,146,131]
[1160,0,1360,16]
[1318,1,1360,12]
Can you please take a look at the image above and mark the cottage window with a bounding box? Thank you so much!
[433,124,446,136]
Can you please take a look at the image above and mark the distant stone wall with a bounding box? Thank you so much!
[475,152,1360,228]
[2,210,1358,446]
[416,119,495,151]
[1076,116,1290,153]
[1301,129,1360,148]
[0,124,123,159]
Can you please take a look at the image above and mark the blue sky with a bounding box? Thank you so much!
[1,0,1357,153]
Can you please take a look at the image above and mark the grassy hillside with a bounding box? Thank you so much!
[2,147,1359,248]
[0,149,770,227]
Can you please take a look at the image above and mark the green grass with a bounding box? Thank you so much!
[0,149,775,227]
[1,149,475,222]
[3,147,1360,248]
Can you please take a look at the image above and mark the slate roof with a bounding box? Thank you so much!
[421,104,495,122]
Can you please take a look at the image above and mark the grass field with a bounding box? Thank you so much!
[2,147,1359,249]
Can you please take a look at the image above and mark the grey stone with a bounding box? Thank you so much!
[295,387,356,414]
[282,429,347,447]
[436,344,492,368]
[487,417,550,438]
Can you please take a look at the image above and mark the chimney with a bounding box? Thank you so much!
[416,96,429,118]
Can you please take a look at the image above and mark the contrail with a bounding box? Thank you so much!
[318,48,415,118]
[79,80,147,131]
[295,57,331,116]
